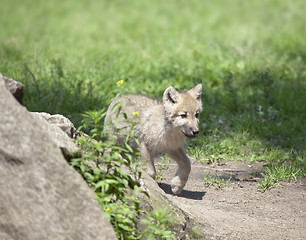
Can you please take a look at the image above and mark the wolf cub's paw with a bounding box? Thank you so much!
[171,176,185,195]
[171,184,183,195]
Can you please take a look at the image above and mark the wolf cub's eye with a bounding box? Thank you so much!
[195,112,199,118]
[180,113,187,118]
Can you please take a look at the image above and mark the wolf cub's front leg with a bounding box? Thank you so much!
[140,142,156,179]
[167,148,191,195]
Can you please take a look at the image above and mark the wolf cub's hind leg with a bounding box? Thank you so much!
[167,148,191,195]
[140,142,156,179]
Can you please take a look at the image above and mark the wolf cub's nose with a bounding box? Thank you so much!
[192,130,199,136]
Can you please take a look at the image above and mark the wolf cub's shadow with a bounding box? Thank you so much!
[158,182,205,200]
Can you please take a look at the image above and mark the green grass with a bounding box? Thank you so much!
[155,156,170,181]
[258,164,302,191]
[203,173,232,189]
[1,0,305,187]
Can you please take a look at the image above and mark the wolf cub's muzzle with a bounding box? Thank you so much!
[181,127,199,138]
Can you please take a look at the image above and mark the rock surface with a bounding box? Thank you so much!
[32,112,79,139]
[1,72,24,104]
[139,173,197,238]
[30,112,79,160]
[0,78,117,240]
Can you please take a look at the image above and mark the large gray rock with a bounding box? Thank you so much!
[1,72,24,104]
[30,112,79,160]
[0,79,117,240]
[31,112,79,139]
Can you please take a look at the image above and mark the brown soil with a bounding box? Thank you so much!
[157,160,306,240]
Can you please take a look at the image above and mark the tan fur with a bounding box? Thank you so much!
[104,84,202,195]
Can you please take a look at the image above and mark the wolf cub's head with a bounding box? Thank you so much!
[163,84,202,138]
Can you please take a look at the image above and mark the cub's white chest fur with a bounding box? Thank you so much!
[163,127,186,151]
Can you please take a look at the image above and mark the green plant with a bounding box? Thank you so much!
[257,174,279,192]
[71,107,143,239]
[155,172,165,181]
[78,109,107,138]
[188,224,204,239]
[71,109,178,239]
[71,136,142,239]
[140,209,176,240]
[203,172,231,189]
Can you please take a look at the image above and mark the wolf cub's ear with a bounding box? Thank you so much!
[188,84,202,101]
[163,86,179,104]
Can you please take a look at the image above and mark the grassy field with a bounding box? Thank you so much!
[1,0,305,178]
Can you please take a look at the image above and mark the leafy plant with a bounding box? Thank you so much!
[188,224,204,239]
[71,107,142,239]
[140,209,176,240]
[71,136,142,239]
[78,109,106,137]
[71,109,178,239]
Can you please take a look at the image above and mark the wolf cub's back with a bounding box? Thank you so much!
[104,94,161,143]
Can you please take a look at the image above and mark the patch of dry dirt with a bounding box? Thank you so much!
[157,161,306,240]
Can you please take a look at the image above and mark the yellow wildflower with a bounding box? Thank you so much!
[105,207,110,212]
[132,111,139,116]
[117,79,124,87]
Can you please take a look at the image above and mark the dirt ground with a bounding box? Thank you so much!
[157,160,306,240]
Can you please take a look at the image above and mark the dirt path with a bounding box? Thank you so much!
[157,161,306,240]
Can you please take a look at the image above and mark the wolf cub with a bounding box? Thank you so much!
[104,84,202,195]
